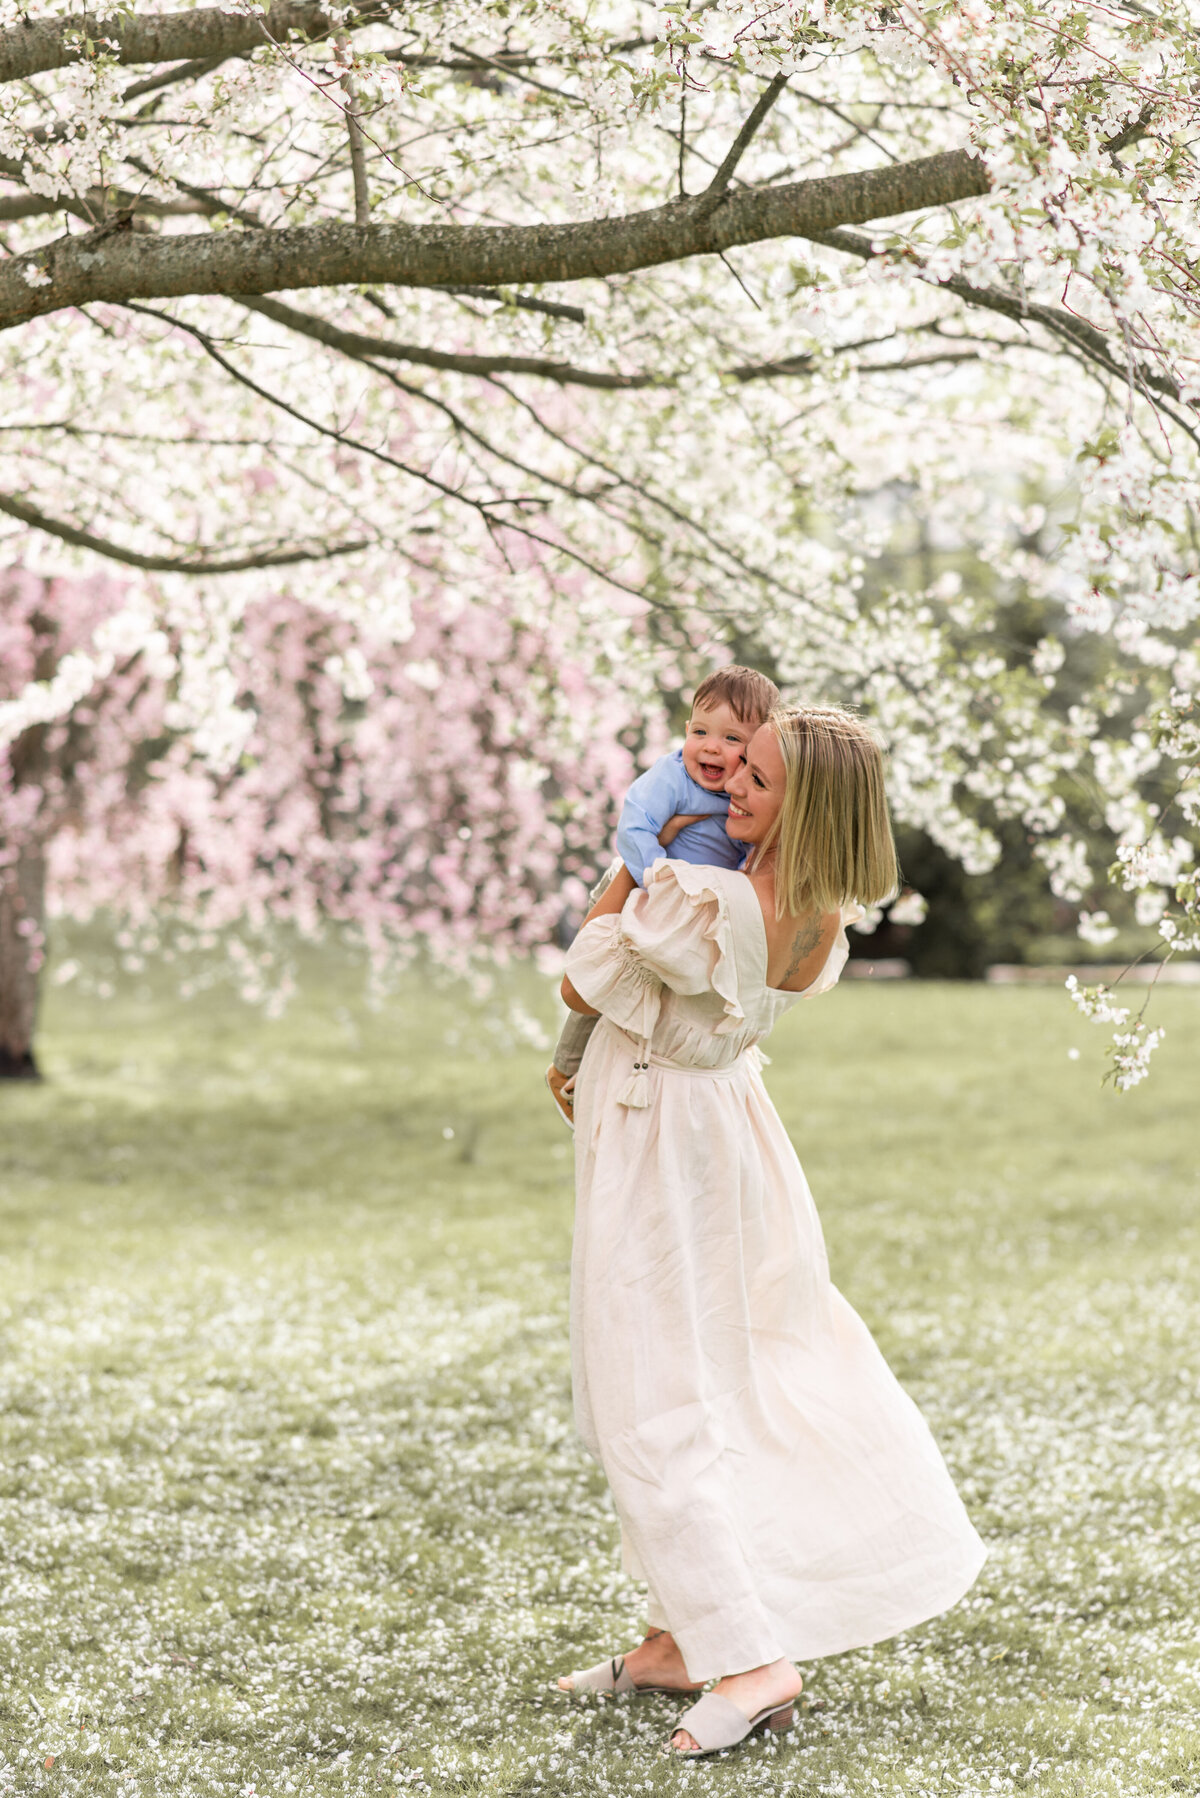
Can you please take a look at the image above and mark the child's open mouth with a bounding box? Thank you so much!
[697,762,726,783]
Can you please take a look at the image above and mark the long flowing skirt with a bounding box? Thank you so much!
[570,1018,987,1682]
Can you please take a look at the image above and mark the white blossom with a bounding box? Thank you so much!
[1077,910,1118,948]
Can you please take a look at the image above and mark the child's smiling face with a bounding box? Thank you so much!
[681,699,755,793]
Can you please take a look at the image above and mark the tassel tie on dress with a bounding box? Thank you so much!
[616,1037,653,1109]
[606,933,660,1110]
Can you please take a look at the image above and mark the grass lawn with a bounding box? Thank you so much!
[0,953,1197,1798]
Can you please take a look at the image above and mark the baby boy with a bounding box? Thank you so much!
[545,663,779,1127]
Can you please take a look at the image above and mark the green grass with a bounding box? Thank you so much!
[1,954,1198,1798]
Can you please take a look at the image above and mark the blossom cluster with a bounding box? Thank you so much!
[1065,974,1167,1090]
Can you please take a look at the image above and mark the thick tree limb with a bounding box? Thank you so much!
[0,2,388,85]
[1103,105,1155,158]
[0,149,989,328]
[0,492,369,573]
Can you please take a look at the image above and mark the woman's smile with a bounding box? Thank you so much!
[724,726,786,841]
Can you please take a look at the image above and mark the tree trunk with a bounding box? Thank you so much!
[0,835,46,1079]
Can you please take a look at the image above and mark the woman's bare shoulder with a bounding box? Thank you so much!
[748,873,841,993]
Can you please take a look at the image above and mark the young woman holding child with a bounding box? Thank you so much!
[545,666,780,1127]
[554,688,987,1759]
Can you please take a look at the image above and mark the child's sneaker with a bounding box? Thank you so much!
[544,1066,576,1133]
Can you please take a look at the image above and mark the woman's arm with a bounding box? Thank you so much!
[657,812,707,848]
[561,981,599,1015]
[560,863,637,1013]
[583,861,637,925]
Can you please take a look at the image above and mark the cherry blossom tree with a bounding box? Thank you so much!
[0,560,664,1074]
[1,0,1198,1085]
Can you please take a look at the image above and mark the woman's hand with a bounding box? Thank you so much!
[657,813,707,848]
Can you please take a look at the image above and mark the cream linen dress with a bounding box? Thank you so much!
[564,858,987,1683]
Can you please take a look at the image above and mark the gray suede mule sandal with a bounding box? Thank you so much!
[668,1691,797,1757]
[557,1655,702,1698]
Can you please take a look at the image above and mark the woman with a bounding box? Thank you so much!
[555,706,986,1758]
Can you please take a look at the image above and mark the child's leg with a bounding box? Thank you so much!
[551,860,618,1076]
[545,859,622,1119]
[552,1011,598,1079]
[587,862,618,907]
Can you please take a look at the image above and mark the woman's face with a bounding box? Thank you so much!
[725,724,785,845]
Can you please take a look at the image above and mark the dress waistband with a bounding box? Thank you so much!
[647,1048,756,1079]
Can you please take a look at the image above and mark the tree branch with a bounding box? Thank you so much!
[240,292,991,390]
[121,52,229,103]
[237,294,659,388]
[483,372,846,627]
[0,149,990,329]
[121,155,266,231]
[433,287,586,323]
[0,181,207,224]
[120,302,664,608]
[0,492,370,573]
[698,75,788,210]
[0,2,388,85]
[0,192,78,223]
[336,35,371,228]
[0,148,213,229]
[812,226,1189,412]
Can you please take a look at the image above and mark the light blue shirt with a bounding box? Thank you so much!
[616,748,744,887]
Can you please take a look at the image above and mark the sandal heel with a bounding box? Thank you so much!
[671,1691,801,1757]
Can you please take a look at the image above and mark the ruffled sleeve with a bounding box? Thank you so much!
[563,913,664,1043]
[565,857,744,1039]
[632,858,744,1033]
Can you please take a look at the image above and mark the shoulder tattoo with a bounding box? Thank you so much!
[782,915,825,984]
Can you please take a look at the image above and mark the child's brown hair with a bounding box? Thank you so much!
[692,664,780,726]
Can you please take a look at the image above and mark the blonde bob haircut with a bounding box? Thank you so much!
[759,705,900,918]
